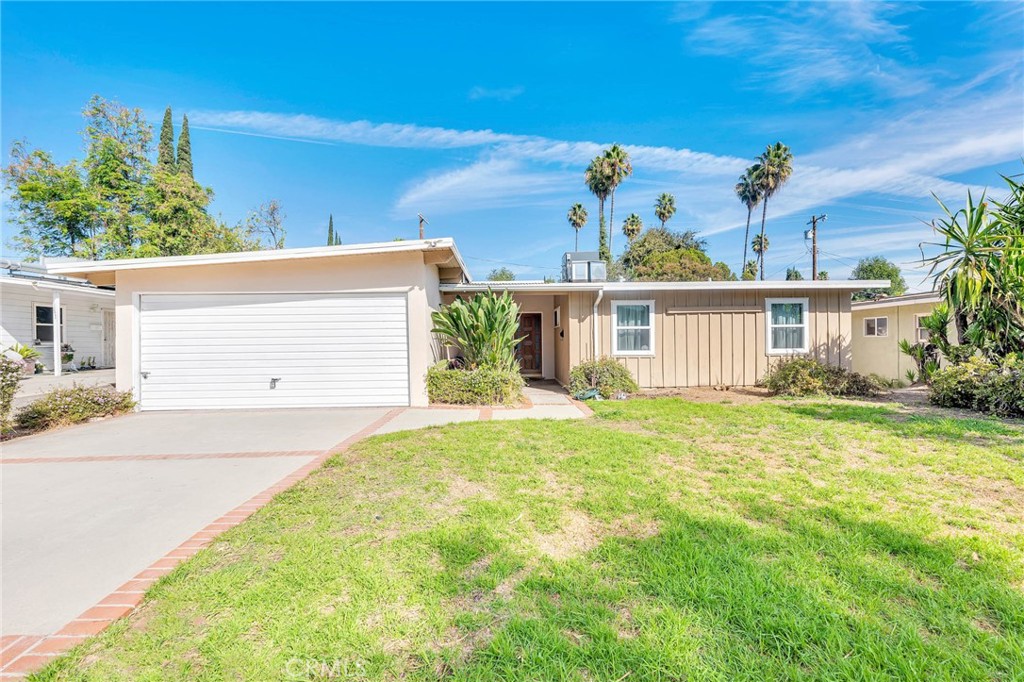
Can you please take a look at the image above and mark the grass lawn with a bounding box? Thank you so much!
[35,399,1024,681]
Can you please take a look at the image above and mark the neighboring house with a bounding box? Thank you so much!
[851,291,944,381]
[1,264,116,375]
[44,239,887,410]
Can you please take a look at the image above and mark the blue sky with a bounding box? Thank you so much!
[2,1,1022,288]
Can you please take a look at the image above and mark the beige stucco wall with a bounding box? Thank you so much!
[113,250,439,406]
[566,288,853,388]
[851,301,938,380]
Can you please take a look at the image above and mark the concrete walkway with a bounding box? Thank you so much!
[0,394,588,677]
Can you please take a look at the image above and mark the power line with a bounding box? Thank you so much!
[464,255,561,271]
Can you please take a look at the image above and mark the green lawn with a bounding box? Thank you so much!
[35,399,1024,681]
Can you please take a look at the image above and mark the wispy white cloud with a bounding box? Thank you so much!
[468,85,525,102]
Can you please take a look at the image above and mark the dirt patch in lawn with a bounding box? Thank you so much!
[640,386,771,404]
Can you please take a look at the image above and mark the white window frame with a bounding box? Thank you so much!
[611,299,655,357]
[765,297,809,355]
[32,303,66,347]
[914,314,930,343]
[863,316,889,338]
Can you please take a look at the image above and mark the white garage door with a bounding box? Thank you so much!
[138,293,410,410]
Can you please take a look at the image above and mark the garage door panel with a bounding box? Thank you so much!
[139,293,410,410]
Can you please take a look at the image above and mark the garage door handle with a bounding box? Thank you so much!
[270,377,281,389]
[140,371,150,379]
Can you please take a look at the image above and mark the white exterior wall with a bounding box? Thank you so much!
[0,279,115,368]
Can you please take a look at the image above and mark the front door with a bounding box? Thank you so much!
[516,313,542,375]
[102,310,116,367]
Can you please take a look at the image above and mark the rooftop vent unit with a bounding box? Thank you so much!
[562,251,607,283]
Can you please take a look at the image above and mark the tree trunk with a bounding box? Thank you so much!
[759,199,769,280]
[742,207,752,271]
[575,229,579,251]
[609,191,616,257]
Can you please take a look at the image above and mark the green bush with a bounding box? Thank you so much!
[930,354,1023,417]
[760,357,883,397]
[426,361,524,405]
[16,384,136,432]
[0,356,21,434]
[569,357,639,399]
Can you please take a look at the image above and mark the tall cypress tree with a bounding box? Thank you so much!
[176,114,193,179]
[327,214,335,245]
[157,106,175,173]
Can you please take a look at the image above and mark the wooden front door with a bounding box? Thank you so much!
[102,310,116,367]
[516,313,543,374]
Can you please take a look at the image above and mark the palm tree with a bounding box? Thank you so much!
[602,144,632,257]
[622,213,643,242]
[734,167,762,273]
[567,203,588,251]
[752,234,770,280]
[753,142,794,280]
[584,156,611,262]
[654,193,676,228]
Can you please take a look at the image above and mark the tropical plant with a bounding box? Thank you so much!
[741,260,758,281]
[734,167,762,271]
[785,267,804,281]
[603,144,632,257]
[654,193,676,229]
[431,290,524,372]
[567,203,588,251]
[622,213,643,242]
[752,142,794,280]
[751,234,769,278]
[584,156,611,262]
[8,343,41,360]
[850,256,907,300]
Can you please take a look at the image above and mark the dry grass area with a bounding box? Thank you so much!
[33,398,1024,681]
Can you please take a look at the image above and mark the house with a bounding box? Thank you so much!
[1,263,116,375]
[851,291,944,381]
[43,239,887,410]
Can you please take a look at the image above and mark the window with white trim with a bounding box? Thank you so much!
[612,300,654,356]
[765,298,809,354]
[863,316,888,337]
[915,314,930,343]
[33,304,66,345]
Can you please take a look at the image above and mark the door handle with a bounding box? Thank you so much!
[270,377,281,389]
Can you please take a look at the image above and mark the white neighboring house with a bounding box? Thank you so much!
[1,263,116,375]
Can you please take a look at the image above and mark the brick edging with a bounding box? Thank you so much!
[0,408,405,679]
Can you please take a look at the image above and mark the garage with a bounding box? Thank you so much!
[138,293,410,410]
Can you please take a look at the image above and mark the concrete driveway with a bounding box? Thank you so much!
[1,409,391,638]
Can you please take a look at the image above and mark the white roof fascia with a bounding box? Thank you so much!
[851,292,943,310]
[441,280,890,294]
[0,275,115,297]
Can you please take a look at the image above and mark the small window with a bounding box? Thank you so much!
[612,300,654,356]
[915,315,930,343]
[765,298,809,354]
[864,317,888,337]
[33,304,66,345]
[553,306,561,328]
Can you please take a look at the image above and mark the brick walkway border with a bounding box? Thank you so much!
[0,399,593,678]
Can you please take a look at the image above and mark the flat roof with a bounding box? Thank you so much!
[42,238,470,281]
[0,273,115,297]
[440,279,891,294]
[851,291,942,310]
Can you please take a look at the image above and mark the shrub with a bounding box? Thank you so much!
[930,354,1024,417]
[569,357,639,399]
[426,361,524,405]
[16,384,136,432]
[431,291,523,372]
[0,356,21,434]
[760,357,883,397]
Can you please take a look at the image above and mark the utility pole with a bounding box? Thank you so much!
[417,213,428,240]
[805,214,827,280]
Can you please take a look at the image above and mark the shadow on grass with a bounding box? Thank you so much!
[442,507,1024,681]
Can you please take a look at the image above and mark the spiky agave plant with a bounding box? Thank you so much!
[431,290,525,372]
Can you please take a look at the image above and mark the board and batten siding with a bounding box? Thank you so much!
[0,281,115,367]
[567,288,852,388]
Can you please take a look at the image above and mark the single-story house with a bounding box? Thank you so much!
[1,264,116,375]
[851,291,944,381]
[43,239,887,410]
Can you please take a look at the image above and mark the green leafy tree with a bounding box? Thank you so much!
[138,170,223,256]
[327,214,342,246]
[622,213,643,242]
[654,193,676,228]
[734,166,762,272]
[619,226,706,275]
[603,144,632,257]
[157,106,176,173]
[741,259,758,281]
[752,142,793,279]
[632,249,735,281]
[567,203,588,251]
[486,267,516,281]
[850,256,906,300]
[244,200,286,249]
[176,114,193,179]
[786,267,804,281]
[751,233,769,279]
[584,156,611,262]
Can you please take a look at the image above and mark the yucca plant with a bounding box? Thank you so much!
[431,290,524,372]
